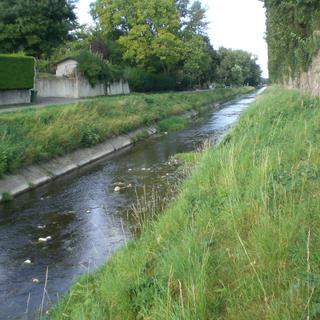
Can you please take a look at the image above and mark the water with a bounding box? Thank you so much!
[0,89,264,319]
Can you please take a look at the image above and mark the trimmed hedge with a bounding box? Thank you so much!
[0,54,35,90]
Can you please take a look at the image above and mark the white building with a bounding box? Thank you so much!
[55,58,79,77]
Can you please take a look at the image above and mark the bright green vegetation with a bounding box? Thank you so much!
[0,87,252,176]
[0,54,35,90]
[158,116,189,132]
[265,0,320,82]
[52,87,320,319]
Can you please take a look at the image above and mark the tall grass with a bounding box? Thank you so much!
[51,86,320,319]
[0,87,252,176]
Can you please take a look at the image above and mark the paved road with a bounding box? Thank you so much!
[0,97,85,114]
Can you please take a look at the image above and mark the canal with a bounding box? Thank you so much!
[0,89,264,319]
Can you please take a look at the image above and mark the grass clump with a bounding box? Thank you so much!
[158,116,189,132]
[0,87,252,176]
[1,192,13,202]
[51,86,320,319]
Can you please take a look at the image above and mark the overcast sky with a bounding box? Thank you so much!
[76,0,268,77]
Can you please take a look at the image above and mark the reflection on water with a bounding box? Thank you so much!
[0,89,264,319]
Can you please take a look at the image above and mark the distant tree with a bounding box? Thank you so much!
[0,0,78,57]
[216,48,261,86]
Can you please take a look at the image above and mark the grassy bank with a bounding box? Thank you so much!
[0,87,252,176]
[52,87,320,319]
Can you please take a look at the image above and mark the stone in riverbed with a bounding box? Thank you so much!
[38,236,52,242]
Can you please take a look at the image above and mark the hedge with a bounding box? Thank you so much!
[0,54,35,90]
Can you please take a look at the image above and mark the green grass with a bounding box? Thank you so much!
[0,87,252,176]
[51,86,320,319]
[158,116,190,132]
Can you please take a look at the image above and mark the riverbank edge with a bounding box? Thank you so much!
[52,87,320,319]
[0,89,255,203]
[0,102,219,203]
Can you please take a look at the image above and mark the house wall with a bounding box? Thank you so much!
[0,90,30,106]
[56,59,78,77]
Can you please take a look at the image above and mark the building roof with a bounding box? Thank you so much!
[55,57,78,66]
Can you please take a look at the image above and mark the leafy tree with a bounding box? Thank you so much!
[0,0,78,57]
[183,35,213,86]
[94,0,184,73]
[216,48,261,86]
[181,1,208,36]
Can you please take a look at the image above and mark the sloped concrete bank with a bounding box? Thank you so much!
[0,109,201,203]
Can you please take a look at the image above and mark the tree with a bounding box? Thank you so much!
[216,48,261,86]
[94,0,184,73]
[183,35,214,86]
[0,0,78,57]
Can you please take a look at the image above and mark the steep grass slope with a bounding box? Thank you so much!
[52,87,320,319]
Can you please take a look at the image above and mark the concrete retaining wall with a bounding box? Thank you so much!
[0,126,158,202]
[36,78,78,98]
[0,90,30,106]
[78,79,105,98]
[107,80,130,96]
[0,106,205,202]
[36,78,130,98]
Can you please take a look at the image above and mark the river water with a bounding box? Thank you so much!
[0,89,264,319]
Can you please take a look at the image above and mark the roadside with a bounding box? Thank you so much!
[52,87,320,319]
[0,97,85,113]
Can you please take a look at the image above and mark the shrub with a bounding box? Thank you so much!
[77,51,109,87]
[125,68,179,92]
[0,54,35,90]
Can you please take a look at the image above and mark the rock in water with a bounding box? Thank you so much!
[114,186,121,192]
[38,236,52,242]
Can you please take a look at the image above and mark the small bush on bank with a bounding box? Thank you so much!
[77,51,109,87]
[158,116,189,132]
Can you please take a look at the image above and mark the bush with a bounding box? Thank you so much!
[0,54,35,90]
[125,68,179,92]
[77,51,109,87]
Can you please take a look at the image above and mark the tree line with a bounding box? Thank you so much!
[0,0,262,90]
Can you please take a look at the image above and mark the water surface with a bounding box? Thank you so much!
[0,89,264,319]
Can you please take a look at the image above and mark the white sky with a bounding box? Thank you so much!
[76,0,268,77]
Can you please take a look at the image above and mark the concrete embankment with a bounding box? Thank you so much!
[0,110,199,202]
